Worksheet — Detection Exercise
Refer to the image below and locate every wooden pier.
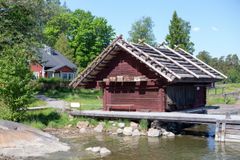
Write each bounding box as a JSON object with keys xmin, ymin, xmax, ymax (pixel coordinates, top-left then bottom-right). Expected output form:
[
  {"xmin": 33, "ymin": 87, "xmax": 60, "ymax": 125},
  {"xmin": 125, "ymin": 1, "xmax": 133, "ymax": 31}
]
[{"xmin": 70, "ymin": 110, "xmax": 240, "ymax": 142}]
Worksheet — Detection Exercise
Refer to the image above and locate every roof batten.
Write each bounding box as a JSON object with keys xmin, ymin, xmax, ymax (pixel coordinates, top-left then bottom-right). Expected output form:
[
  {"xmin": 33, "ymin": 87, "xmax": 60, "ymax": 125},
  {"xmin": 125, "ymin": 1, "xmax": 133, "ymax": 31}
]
[
  {"xmin": 176, "ymin": 47, "xmax": 227, "ymax": 79},
  {"xmin": 143, "ymin": 42, "xmax": 199, "ymax": 79}
]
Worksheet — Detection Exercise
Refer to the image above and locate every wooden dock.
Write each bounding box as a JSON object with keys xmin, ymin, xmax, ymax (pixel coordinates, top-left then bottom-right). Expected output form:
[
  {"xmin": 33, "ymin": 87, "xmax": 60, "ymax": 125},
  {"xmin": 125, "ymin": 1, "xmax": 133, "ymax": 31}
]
[{"xmin": 70, "ymin": 110, "xmax": 240, "ymax": 142}]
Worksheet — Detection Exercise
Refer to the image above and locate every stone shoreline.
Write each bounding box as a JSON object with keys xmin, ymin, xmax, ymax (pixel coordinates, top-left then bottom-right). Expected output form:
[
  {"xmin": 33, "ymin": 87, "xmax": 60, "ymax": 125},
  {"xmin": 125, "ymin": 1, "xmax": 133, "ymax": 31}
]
[{"xmin": 44, "ymin": 120, "xmax": 176, "ymax": 139}]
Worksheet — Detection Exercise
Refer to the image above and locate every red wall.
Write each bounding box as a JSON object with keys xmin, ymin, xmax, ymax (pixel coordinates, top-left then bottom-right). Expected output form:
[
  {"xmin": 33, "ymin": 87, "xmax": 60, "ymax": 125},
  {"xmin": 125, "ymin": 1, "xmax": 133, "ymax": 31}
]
[
  {"xmin": 56, "ymin": 66, "xmax": 73, "ymax": 72},
  {"xmin": 100, "ymin": 51, "xmax": 167, "ymax": 112},
  {"xmin": 30, "ymin": 63, "xmax": 43, "ymax": 77}
]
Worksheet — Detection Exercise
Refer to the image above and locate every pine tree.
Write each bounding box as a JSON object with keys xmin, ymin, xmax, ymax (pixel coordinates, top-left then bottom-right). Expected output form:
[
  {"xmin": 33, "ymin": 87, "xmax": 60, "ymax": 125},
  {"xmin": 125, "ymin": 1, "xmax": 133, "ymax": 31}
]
[{"xmin": 166, "ymin": 11, "xmax": 194, "ymax": 54}]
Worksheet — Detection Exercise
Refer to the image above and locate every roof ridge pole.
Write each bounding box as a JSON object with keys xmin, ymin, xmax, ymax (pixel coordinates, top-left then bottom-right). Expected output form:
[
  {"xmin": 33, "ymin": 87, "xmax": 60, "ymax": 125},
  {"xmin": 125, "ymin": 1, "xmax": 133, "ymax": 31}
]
[
  {"xmin": 163, "ymin": 45, "xmax": 216, "ymax": 78},
  {"xmin": 176, "ymin": 47, "xmax": 227, "ymax": 79},
  {"xmin": 69, "ymin": 35, "xmax": 122, "ymax": 88},
  {"xmin": 116, "ymin": 41, "xmax": 173, "ymax": 82},
  {"xmin": 143, "ymin": 42, "xmax": 199, "ymax": 79}
]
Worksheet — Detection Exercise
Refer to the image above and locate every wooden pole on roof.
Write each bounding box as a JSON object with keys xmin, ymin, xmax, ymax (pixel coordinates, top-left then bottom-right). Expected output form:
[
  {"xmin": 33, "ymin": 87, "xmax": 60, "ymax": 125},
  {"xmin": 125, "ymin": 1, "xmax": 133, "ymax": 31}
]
[
  {"xmin": 175, "ymin": 46, "xmax": 227, "ymax": 79},
  {"xmin": 164, "ymin": 44, "xmax": 217, "ymax": 78},
  {"xmin": 143, "ymin": 42, "xmax": 200, "ymax": 79}
]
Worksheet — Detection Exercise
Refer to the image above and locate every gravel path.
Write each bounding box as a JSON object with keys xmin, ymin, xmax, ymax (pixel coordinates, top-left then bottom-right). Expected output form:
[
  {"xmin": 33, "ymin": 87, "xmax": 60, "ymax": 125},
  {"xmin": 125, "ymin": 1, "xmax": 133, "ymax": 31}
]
[{"xmin": 33, "ymin": 95, "xmax": 69, "ymax": 109}]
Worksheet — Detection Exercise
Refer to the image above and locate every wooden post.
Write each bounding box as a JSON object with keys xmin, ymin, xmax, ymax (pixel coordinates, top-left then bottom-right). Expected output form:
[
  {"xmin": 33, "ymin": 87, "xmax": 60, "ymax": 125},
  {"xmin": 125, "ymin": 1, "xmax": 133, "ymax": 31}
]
[
  {"xmin": 215, "ymin": 121, "xmax": 220, "ymax": 141},
  {"xmin": 221, "ymin": 122, "xmax": 226, "ymax": 142}
]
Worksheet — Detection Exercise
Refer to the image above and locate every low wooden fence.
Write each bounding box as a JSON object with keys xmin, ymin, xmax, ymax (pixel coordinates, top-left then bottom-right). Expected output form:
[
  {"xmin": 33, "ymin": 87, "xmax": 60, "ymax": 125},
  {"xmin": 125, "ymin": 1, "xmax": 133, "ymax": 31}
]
[{"xmin": 207, "ymin": 87, "xmax": 240, "ymax": 103}]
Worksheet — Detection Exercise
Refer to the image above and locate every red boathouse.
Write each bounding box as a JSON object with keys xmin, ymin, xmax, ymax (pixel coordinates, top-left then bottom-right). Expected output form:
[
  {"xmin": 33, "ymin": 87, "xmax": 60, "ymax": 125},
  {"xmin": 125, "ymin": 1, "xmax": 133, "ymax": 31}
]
[{"xmin": 70, "ymin": 36, "xmax": 226, "ymax": 112}]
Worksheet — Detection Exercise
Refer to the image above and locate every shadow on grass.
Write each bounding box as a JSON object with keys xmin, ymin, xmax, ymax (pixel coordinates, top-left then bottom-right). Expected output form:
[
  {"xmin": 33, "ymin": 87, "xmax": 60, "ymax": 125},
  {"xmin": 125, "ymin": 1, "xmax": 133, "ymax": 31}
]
[{"xmin": 23, "ymin": 109, "xmax": 61, "ymax": 126}]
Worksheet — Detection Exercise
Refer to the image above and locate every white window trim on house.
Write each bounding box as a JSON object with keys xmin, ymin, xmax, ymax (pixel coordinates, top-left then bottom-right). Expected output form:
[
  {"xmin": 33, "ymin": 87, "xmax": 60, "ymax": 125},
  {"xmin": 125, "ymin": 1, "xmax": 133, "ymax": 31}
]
[{"xmin": 60, "ymin": 72, "xmax": 75, "ymax": 80}]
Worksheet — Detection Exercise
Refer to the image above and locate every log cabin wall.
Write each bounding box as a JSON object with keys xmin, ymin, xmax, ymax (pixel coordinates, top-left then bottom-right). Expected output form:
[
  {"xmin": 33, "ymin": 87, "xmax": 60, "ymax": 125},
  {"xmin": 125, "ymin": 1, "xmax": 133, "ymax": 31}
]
[
  {"xmin": 100, "ymin": 51, "xmax": 167, "ymax": 112},
  {"xmin": 166, "ymin": 84, "xmax": 207, "ymax": 111}
]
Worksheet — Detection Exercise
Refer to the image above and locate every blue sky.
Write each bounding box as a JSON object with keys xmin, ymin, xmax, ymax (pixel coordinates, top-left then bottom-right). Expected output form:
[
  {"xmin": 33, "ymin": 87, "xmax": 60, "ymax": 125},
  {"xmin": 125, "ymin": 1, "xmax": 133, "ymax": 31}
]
[{"xmin": 61, "ymin": 0, "xmax": 240, "ymax": 57}]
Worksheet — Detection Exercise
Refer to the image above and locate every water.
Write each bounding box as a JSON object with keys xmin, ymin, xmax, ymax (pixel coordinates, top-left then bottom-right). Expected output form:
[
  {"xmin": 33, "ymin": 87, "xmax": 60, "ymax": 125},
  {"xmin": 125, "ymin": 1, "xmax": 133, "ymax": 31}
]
[{"xmin": 36, "ymin": 125, "xmax": 240, "ymax": 160}]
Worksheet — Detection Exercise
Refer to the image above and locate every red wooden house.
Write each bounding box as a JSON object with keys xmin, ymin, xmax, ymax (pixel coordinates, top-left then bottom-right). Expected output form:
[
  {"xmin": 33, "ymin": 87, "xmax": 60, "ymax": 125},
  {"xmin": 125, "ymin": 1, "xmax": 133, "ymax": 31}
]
[
  {"xmin": 70, "ymin": 36, "xmax": 226, "ymax": 112},
  {"xmin": 31, "ymin": 46, "xmax": 77, "ymax": 80}
]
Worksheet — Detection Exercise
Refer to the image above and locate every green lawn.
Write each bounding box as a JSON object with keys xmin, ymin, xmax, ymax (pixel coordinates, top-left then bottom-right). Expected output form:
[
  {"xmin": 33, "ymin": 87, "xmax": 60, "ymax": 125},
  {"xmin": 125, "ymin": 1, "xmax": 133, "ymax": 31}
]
[
  {"xmin": 44, "ymin": 88, "xmax": 102, "ymax": 110},
  {"xmin": 29, "ymin": 97, "xmax": 47, "ymax": 107},
  {"xmin": 207, "ymin": 83, "xmax": 240, "ymax": 105}
]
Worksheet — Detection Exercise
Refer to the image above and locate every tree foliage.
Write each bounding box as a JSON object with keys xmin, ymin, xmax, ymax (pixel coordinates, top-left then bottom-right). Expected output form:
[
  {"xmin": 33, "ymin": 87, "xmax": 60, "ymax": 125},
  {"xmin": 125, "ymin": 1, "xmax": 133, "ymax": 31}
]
[
  {"xmin": 128, "ymin": 16, "xmax": 156, "ymax": 45},
  {"xmin": 197, "ymin": 51, "xmax": 240, "ymax": 83},
  {"xmin": 44, "ymin": 9, "xmax": 115, "ymax": 70},
  {"xmin": 166, "ymin": 11, "xmax": 194, "ymax": 54},
  {"xmin": 0, "ymin": 0, "xmax": 44, "ymax": 120}
]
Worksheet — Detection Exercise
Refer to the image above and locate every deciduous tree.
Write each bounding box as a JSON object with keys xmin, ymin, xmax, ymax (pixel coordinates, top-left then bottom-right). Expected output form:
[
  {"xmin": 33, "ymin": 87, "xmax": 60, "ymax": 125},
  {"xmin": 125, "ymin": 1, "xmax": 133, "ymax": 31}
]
[{"xmin": 128, "ymin": 16, "xmax": 156, "ymax": 45}]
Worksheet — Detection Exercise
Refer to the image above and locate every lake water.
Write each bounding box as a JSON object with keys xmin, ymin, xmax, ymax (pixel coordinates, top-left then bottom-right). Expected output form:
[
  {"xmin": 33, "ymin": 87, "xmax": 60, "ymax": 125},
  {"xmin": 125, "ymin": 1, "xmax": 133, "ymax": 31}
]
[{"xmin": 36, "ymin": 125, "xmax": 240, "ymax": 160}]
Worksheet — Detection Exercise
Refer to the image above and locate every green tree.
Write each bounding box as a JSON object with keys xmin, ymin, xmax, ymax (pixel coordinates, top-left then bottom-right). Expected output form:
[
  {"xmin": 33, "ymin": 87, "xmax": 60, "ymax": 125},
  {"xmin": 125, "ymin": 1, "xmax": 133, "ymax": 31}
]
[
  {"xmin": 0, "ymin": 45, "xmax": 35, "ymax": 120},
  {"xmin": 128, "ymin": 16, "xmax": 156, "ymax": 45},
  {"xmin": 54, "ymin": 33, "xmax": 74, "ymax": 61},
  {"xmin": 44, "ymin": 9, "xmax": 115, "ymax": 70},
  {"xmin": 0, "ymin": 0, "xmax": 42, "ymax": 120},
  {"xmin": 196, "ymin": 50, "xmax": 212, "ymax": 65},
  {"xmin": 166, "ymin": 11, "xmax": 194, "ymax": 54}
]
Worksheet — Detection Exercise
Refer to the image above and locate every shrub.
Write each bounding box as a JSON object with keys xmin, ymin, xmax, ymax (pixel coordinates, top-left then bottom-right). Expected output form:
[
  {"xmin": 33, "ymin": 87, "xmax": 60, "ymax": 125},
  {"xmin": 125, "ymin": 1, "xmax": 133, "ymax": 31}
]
[
  {"xmin": 0, "ymin": 45, "xmax": 35, "ymax": 121},
  {"xmin": 139, "ymin": 119, "xmax": 149, "ymax": 131}
]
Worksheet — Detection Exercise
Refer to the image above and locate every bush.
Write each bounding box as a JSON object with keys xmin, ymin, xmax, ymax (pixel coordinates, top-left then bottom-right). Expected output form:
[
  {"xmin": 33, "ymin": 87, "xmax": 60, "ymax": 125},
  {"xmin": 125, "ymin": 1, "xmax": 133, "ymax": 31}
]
[
  {"xmin": 37, "ymin": 78, "xmax": 69, "ymax": 91},
  {"xmin": 139, "ymin": 119, "xmax": 149, "ymax": 131},
  {"xmin": 0, "ymin": 45, "xmax": 35, "ymax": 121}
]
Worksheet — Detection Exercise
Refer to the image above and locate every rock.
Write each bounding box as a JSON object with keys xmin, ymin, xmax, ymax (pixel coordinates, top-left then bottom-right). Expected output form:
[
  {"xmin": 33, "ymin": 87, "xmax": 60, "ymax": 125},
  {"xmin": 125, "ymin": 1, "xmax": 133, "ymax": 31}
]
[
  {"xmin": 123, "ymin": 127, "xmax": 133, "ymax": 136},
  {"xmin": 116, "ymin": 128, "xmax": 123, "ymax": 134},
  {"xmin": 79, "ymin": 128, "xmax": 86, "ymax": 133},
  {"xmin": 162, "ymin": 131, "xmax": 175, "ymax": 137},
  {"xmin": 140, "ymin": 131, "xmax": 147, "ymax": 136},
  {"xmin": 85, "ymin": 147, "xmax": 92, "ymax": 151},
  {"xmin": 100, "ymin": 147, "xmax": 111, "ymax": 157},
  {"xmin": 132, "ymin": 129, "xmax": 141, "ymax": 136},
  {"xmin": 94, "ymin": 124, "xmax": 104, "ymax": 133},
  {"xmin": 91, "ymin": 146, "xmax": 101, "ymax": 153},
  {"xmin": 0, "ymin": 120, "xmax": 70, "ymax": 158},
  {"xmin": 167, "ymin": 132, "xmax": 175, "ymax": 137},
  {"xmin": 118, "ymin": 123, "xmax": 125, "ymax": 128},
  {"xmin": 147, "ymin": 128, "xmax": 161, "ymax": 137},
  {"xmin": 151, "ymin": 120, "xmax": 162, "ymax": 130},
  {"xmin": 76, "ymin": 121, "xmax": 89, "ymax": 129},
  {"xmin": 130, "ymin": 122, "xmax": 139, "ymax": 129}
]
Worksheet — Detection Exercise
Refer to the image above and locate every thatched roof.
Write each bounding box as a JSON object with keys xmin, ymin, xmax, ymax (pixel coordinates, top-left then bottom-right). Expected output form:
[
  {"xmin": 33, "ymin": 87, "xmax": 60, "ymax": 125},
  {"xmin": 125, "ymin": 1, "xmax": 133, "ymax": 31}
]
[{"xmin": 70, "ymin": 35, "xmax": 226, "ymax": 88}]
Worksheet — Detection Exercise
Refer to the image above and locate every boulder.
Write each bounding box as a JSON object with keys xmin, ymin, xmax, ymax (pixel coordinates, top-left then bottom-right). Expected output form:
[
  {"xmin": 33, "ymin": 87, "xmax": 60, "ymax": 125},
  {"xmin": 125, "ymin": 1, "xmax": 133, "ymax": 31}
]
[
  {"xmin": 132, "ymin": 129, "xmax": 141, "ymax": 136},
  {"xmin": 94, "ymin": 124, "xmax": 104, "ymax": 133},
  {"xmin": 118, "ymin": 123, "xmax": 125, "ymax": 128},
  {"xmin": 91, "ymin": 146, "xmax": 101, "ymax": 153},
  {"xmin": 123, "ymin": 127, "xmax": 133, "ymax": 136},
  {"xmin": 162, "ymin": 131, "xmax": 175, "ymax": 137},
  {"xmin": 130, "ymin": 122, "xmax": 139, "ymax": 130},
  {"xmin": 100, "ymin": 147, "xmax": 111, "ymax": 157},
  {"xmin": 0, "ymin": 120, "xmax": 70, "ymax": 158},
  {"xmin": 147, "ymin": 128, "xmax": 161, "ymax": 137},
  {"xmin": 85, "ymin": 147, "xmax": 92, "ymax": 151},
  {"xmin": 79, "ymin": 128, "xmax": 86, "ymax": 133},
  {"xmin": 76, "ymin": 121, "xmax": 89, "ymax": 129},
  {"xmin": 150, "ymin": 120, "xmax": 162, "ymax": 130},
  {"xmin": 116, "ymin": 128, "xmax": 123, "ymax": 134}
]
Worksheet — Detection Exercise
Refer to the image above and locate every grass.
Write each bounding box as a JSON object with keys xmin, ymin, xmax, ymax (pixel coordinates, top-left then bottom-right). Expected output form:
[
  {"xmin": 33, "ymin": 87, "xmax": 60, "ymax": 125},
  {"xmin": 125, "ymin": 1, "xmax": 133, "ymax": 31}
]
[
  {"xmin": 139, "ymin": 119, "xmax": 148, "ymax": 131},
  {"xmin": 207, "ymin": 83, "xmax": 240, "ymax": 105},
  {"xmin": 28, "ymin": 97, "xmax": 47, "ymax": 108},
  {"xmin": 44, "ymin": 88, "xmax": 102, "ymax": 110},
  {"xmin": 22, "ymin": 108, "xmax": 102, "ymax": 129}
]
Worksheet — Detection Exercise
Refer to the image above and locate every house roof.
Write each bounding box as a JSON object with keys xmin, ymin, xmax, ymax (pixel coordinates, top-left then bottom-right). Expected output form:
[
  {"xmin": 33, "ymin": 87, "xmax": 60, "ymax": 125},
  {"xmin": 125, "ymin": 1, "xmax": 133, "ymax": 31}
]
[
  {"xmin": 70, "ymin": 35, "xmax": 226, "ymax": 88},
  {"xmin": 38, "ymin": 46, "xmax": 77, "ymax": 71}
]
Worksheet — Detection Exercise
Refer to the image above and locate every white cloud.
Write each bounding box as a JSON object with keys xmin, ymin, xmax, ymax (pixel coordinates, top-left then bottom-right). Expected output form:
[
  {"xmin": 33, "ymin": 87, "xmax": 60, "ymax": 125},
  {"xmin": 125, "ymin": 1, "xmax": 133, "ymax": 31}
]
[
  {"xmin": 211, "ymin": 26, "xmax": 219, "ymax": 32},
  {"xmin": 192, "ymin": 27, "xmax": 200, "ymax": 32}
]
